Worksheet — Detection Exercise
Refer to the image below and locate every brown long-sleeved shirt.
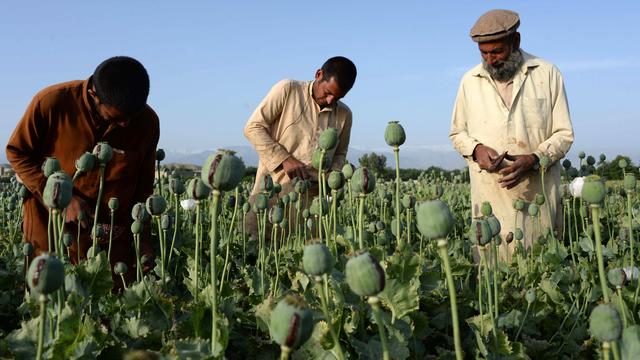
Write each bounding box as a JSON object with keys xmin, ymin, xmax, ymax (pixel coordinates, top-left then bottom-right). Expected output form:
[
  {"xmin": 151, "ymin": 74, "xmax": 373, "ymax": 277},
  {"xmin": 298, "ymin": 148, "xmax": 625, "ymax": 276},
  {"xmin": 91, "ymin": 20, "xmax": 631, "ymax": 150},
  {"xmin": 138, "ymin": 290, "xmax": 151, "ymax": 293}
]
[{"xmin": 6, "ymin": 78, "xmax": 159, "ymax": 266}]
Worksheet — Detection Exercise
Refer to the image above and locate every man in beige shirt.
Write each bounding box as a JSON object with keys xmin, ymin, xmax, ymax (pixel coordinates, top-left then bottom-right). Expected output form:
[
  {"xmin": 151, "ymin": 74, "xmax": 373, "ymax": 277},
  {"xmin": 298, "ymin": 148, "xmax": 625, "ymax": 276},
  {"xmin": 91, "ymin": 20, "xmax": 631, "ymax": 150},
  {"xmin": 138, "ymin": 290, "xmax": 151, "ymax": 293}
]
[
  {"xmin": 449, "ymin": 9, "xmax": 574, "ymax": 252},
  {"xmin": 244, "ymin": 56, "xmax": 356, "ymax": 237}
]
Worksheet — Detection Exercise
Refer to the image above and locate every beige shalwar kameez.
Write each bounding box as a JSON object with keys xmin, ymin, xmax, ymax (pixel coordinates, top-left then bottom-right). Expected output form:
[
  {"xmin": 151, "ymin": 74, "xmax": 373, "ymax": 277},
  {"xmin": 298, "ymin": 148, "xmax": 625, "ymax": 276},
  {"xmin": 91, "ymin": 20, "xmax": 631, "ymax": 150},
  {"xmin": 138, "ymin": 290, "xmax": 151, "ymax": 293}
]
[
  {"xmin": 244, "ymin": 79, "xmax": 352, "ymax": 238},
  {"xmin": 449, "ymin": 51, "xmax": 574, "ymax": 254}
]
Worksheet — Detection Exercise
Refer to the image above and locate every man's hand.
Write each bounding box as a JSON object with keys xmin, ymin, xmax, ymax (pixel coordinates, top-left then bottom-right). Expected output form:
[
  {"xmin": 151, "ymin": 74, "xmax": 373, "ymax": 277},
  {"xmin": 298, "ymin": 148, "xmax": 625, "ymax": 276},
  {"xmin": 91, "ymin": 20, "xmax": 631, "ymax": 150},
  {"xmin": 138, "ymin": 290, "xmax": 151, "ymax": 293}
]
[
  {"xmin": 497, "ymin": 154, "xmax": 538, "ymax": 189},
  {"xmin": 473, "ymin": 144, "xmax": 501, "ymax": 172},
  {"xmin": 65, "ymin": 195, "xmax": 93, "ymax": 228},
  {"xmin": 282, "ymin": 156, "xmax": 310, "ymax": 180}
]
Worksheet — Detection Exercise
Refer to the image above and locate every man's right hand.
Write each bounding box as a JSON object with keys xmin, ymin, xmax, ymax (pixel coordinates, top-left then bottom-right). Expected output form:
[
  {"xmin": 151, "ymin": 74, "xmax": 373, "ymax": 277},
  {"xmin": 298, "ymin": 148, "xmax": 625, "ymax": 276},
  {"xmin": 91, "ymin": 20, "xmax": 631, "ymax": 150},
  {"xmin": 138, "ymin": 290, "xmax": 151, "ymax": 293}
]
[
  {"xmin": 65, "ymin": 195, "xmax": 93, "ymax": 228},
  {"xmin": 282, "ymin": 156, "xmax": 310, "ymax": 180},
  {"xmin": 473, "ymin": 144, "xmax": 501, "ymax": 172}
]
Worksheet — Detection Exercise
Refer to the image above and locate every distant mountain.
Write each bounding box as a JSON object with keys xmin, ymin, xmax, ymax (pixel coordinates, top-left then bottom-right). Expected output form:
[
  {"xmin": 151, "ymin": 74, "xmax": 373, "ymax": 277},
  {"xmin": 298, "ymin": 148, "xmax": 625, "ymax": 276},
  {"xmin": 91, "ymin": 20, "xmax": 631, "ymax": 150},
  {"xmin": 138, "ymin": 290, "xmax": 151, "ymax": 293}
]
[{"xmin": 163, "ymin": 145, "xmax": 467, "ymax": 170}]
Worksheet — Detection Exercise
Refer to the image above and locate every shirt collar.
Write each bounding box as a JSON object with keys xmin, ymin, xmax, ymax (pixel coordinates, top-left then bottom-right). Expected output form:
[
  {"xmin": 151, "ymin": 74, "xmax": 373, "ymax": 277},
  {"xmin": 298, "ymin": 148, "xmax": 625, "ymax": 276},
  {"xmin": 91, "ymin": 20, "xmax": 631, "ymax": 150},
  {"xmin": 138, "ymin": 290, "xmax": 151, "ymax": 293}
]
[
  {"xmin": 308, "ymin": 80, "xmax": 336, "ymax": 113},
  {"xmin": 471, "ymin": 50, "xmax": 541, "ymax": 79}
]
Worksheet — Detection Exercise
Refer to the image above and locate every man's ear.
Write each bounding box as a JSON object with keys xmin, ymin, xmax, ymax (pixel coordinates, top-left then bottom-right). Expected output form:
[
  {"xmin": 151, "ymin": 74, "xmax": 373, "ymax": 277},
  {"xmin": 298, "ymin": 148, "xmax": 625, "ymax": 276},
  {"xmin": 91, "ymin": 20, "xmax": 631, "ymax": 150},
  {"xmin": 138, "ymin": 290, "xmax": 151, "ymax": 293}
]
[
  {"xmin": 315, "ymin": 69, "xmax": 324, "ymax": 82},
  {"xmin": 513, "ymin": 32, "xmax": 521, "ymax": 50}
]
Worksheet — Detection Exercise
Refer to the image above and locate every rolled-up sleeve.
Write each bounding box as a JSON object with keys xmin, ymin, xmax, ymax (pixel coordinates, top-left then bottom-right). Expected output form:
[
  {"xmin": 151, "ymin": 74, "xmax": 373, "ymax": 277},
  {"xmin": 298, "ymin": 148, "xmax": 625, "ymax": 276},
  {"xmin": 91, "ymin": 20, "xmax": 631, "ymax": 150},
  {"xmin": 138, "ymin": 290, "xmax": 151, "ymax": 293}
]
[
  {"xmin": 533, "ymin": 66, "xmax": 574, "ymax": 164},
  {"xmin": 244, "ymin": 80, "xmax": 292, "ymax": 172},
  {"xmin": 449, "ymin": 81, "xmax": 481, "ymax": 159}
]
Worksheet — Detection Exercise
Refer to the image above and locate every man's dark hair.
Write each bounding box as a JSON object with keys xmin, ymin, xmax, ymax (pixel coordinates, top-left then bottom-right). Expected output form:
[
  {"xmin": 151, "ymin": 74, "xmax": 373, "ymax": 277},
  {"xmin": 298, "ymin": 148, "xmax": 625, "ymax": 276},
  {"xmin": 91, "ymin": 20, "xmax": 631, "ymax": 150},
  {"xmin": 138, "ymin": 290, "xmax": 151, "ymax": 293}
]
[
  {"xmin": 93, "ymin": 56, "xmax": 150, "ymax": 115},
  {"xmin": 321, "ymin": 56, "xmax": 357, "ymax": 92}
]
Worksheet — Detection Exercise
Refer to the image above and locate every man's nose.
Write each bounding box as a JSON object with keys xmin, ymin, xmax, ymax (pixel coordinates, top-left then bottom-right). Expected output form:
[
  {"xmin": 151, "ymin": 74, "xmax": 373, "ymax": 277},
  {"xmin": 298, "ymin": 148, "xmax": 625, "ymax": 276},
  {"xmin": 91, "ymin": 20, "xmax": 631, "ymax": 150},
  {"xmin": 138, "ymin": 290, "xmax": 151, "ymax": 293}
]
[{"xmin": 326, "ymin": 95, "xmax": 335, "ymax": 105}]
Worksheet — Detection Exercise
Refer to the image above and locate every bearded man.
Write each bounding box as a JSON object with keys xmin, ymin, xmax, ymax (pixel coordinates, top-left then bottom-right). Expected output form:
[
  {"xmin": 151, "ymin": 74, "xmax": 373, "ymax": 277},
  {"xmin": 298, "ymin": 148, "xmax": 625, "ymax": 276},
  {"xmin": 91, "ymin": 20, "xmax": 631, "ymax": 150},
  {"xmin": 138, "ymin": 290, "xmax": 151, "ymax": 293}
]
[{"xmin": 449, "ymin": 9, "xmax": 574, "ymax": 253}]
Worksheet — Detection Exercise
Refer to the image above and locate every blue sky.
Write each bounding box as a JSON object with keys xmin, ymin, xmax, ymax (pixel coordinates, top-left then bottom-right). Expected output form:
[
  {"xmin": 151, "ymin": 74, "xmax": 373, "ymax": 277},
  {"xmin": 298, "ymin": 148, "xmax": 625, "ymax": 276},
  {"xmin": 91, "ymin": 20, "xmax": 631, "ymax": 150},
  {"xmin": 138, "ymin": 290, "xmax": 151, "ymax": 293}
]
[{"xmin": 1, "ymin": 1, "xmax": 639, "ymax": 166}]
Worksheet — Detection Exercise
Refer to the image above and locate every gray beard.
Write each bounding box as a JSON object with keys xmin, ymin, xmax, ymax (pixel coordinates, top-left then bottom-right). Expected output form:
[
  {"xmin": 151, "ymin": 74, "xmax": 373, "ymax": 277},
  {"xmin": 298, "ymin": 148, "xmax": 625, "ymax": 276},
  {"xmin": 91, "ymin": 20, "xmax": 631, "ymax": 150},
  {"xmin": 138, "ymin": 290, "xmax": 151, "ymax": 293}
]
[{"xmin": 482, "ymin": 49, "xmax": 524, "ymax": 82}]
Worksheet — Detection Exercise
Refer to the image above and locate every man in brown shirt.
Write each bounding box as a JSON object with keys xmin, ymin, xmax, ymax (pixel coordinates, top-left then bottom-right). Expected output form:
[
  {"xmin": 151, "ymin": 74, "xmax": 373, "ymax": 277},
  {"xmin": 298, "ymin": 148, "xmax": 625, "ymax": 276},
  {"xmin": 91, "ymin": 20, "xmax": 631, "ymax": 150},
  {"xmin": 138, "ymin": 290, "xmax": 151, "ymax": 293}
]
[{"xmin": 6, "ymin": 56, "xmax": 159, "ymax": 275}]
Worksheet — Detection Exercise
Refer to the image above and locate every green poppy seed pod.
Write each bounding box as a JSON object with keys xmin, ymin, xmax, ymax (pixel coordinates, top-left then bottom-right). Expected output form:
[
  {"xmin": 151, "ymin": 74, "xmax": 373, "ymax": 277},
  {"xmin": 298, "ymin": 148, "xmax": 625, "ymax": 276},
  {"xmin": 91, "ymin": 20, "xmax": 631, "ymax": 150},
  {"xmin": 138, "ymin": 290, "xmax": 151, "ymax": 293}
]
[
  {"xmin": 486, "ymin": 215, "xmax": 501, "ymax": 237},
  {"xmin": 131, "ymin": 202, "xmax": 149, "ymax": 221},
  {"xmin": 535, "ymin": 194, "xmax": 546, "ymax": 206},
  {"xmin": 515, "ymin": 228, "xmax": 524, "ymax": 240},
  {"xmin": 375, "ymin": 221, "xmax": 386, "ymax": 231},
  {"xmin": 242, "ymin": 202, "xmax": 251, "ymax": 214},
  {"xmin": 114, "ymin": 262, "xmax": 128, "ymax": 275},
  {"xmin": 23, "ymin": 242, "xmax": 34, "ymax": 257},
  {"xmin": 589, "ymin": 304, "xmax": 622, "ymax": 342},
  {"xmin": 255, "ymin": 193, "xmax": 268, "ymax": 211},
  {"xmin": 269, "ymin": 294, "xmax": 314, "ymax": 349},
  {"xmin": 480, "ymin": 201, "xmax": 493, "ymax": 217},
  {"xmin": 581, "ymin": 175, "xmax": 606, "ymax": 204},
  {"xmin": 145, "ymin": 194, "xmax": 167, "ymax": 216},
  {"xmin": 302, "ymin": 242, "xmax": 334, "ymax": 276},
  {"xmin": 156, "ymin": 148, "xmax": 166, "ymax": 162},
  {"xmin": 91, "ymin": 224, "xmax": 104, "ymax": 241},
  {"xmin": 608, "ymin": 268, "xmax": 626, "ymax": 288},
  {"xmin": 77, "ymin": 209, "xmax": 86, "ymax": 222},
  {"xmin": 108, "ymin": 197, "xmax": 119, "ymax": 211},
  {"xmin": 562, "ymin": 159, "xmax": 572, "ymax": 169},
  {"xmin": 327, "ymin": 171, "xmax": 345, "ymax": 190},
  {"xmin": 302, "ymin": 209, "xmax": 310, "ymax": 219},
  {"xmin": 186, "ymin": 177, "xmax": 211, "ymax": 200},
  {"xmin": 309, "ymin": 197, "xmax": 328, "ymax": 216},
  {"xmin": 86, "ymin": 245, "xmax": 100, "ymax": 258},
  {"xmin": 401, "ymin": 194, "xmax": 415, "ymax": 209},
  {"xmin": 62, "ymin": 232, "xmax": 73, "ymax": 247},
  {"xmin": 27, "ymin": 254, "xmax": 65, "ymax": 295},
  {"xmin": 131, "ymin": 220, "xmax": 144, "ymax": 235},
  {"xmin": 269, "ymin": 205, "xmax": 284, "ymax": 224},
  {"xmin": 416, "ymin": 200, "xmax": 454, "ymax": 239},
  {"xmin": 42, "ymin": 157, "xmax": 61, "ymax": 178},
  {"xmin": 567, "ymin": 167, "xmax": 579, "ymax": 179},
  {"xmin": 513, "ymin": 199, "xmax": 525, "ymax": 211},
  {"xmin": 169, "ymin": 176, "xmax": 186, "ymax": 195},
  {"xmin": 599, "ymin": 153, "xmax": 606, "ymax": 163},
  {"xmin": 578, "ymin": 151, "xmax": 585, "ymax": 159},
  {"xmin": 342, "ymin": 163, "xmax": 355, "ymax": 179},
  {"xmin": 470, "ymin": 219, "xmax": 492, "ymax": 246},
  {"xmin": 161, "ymin": 214, "xmax": 171, "ymax": 230},
  {"xmin": 351, "ymin": 167, "xmax": 376, "ymax": 194},
  {"xmin": 43, "ymin": 171, "xmax": 73, "ymax": 209},
  {"xmin": 540, "ymin": 155, "xmax": 551, "ymax": 169},
  {"xmin": 281, "ymin": 194, "xmax": 290, "ymax": 205},
  {"xmin": 259, "ymin": 174, "xmax": 274, "ymax": 193},
  {"xmin": 525, "ymin": 289, "xmax": 536, "ymax": 303},
  {"xmin": 624, "ymin": 174, "xmax": 637, "ymax": 191},
  {"xmin": 619, "ymin": 158, "xmax": 629, "ymax": 169},
  {"xmin": 201, "ymin": 150, "xmax": 246, "ymax": 192},
  {"xmin": 289, "ymin": 192, "xmax": 298, "ymax": 203},
  {"xmin": 586, "ymin": 155, "xmax": 596, "ymax": 166},
  {"xmin": 294, "ymin": 179, "xmax": 306, "ymax": 193},
  {"xmin": 345, "ymin": 252, "xmax": 386, "ymax": 297},
  {"xmin": 318, "ymin": 127, "xmax": 339, "ymax": 151},
  {"xmin": 273, "ymin": 182, "xmax": 282, "ymax": 194},
  {"xmin": 92, "ymin": 142, "xmax": 113, "ymax": 164},
  {"xmin": 306, "ymin": 218, "xmax": 314, "ymax": 230},
  {"xmin": 384, "ymin": 121, "xmax": 406, "ymax": 147},
  {"xmin": 311, "ymin": 148, "xmax": 330, "ymax": 170},
  {"xmin": 528, "ymin": 203, "xmax": 539, "ymax": 217},
  {"xmin": 75, "ymin": 152, "xmax": 96, "ymax": 173}
]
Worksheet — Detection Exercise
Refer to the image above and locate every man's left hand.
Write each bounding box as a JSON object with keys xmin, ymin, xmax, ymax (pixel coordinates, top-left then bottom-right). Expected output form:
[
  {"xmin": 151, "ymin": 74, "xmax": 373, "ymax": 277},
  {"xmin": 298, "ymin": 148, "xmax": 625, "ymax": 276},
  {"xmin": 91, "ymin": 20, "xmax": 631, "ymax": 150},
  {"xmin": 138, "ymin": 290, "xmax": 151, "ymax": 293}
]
[{"xmin": 497, "ymin": 154, "xmax": 538, "ymax": 189}]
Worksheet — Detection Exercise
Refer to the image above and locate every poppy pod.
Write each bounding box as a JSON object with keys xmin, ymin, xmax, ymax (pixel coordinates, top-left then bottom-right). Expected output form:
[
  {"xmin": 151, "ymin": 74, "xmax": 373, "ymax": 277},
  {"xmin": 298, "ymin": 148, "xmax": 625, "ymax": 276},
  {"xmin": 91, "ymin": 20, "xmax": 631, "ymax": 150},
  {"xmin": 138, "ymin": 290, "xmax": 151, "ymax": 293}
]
[
  {"xmin": 131, "ymin": 220, "xmax": 144, "ymax": 235},
  {"xmin": 327, "ymin": 171, "xmax": 345, "ymax": 190},
  {"xmin": 145, "ymin": 195, "xmax": 167, "ymax": 216},
  {"xmin": 624, "ymin": 174, "xmax": 636, "ymax": 191},
  {"xmin": 201, "ymin": 149, "xmax": 246, "ymax": 192},
  {"xmin": 255, "ymin": 193, "xmax": 268, "ymax": 211},
  {"xmin": 342, "ymin": 162, "xmax": 355, "ymax": 179},
  {"xmin": 92, "ymin": 142, "xmax": 113, "ymax": 164},
  {"xmin": 351, "ymin": 167, "xmax": 376, "ymax": 194},
  {"xmin": 23, "ymin": 242, "xmax": 34, "ymax": 257},
  {"xmin": 302, "ymin": 242, "xmax": 333, "ymax": 276},
  {"xmin": 114, "ymin": 262, "xmax": 128, "ymax": 275},
  {"xmin": 311, "ymin": 148, "xmax": 330, "ymax": 170},
  {"xmin": 416, "ymin": 200, "xmax": 454, "ymax": 240},
  {"xmin": 346, "ymin": 252, "xmax": 386, "ymax": 297},
  {"xmin": 270, "ymin": 294, "xmax": 314, "ymax": 349},
  {"xmin": 309, "ymin": 197, "xmax": 328, "ymax": 216},
  {"xmin": 27, "ymin": 254, "xmax": 65, "ymax": 295},
  {"xmin": 480, "ymin": 201, "xmax": 493, "ymax": 217},
  {"xmin": 534, "ymin": 194, "xmax": 545, "ymax": 206},
  {"xmin": 384, "ymin": 121, "xmax": 406, "ymax": 147},
  {"xmin": 589, "ymin": 304, "xmax": 622, "ymax": 342},
  {"xmin": 607, "ymin": 268, "xmax": 626, "ymax": 288},
  {"xmin": 581, "ymin": 175, "xmax": 606, "ymax": 204},
  {"xmin": 161, "ymin": 214, "xmax": 171, "ymax": 230},
  {"xmin": 75, "ymin": 152, "xmax": 96, "ymax": 173},
  {"xmin": 169, "ymin": 176, "xmax": 186, "ymax": 195},
  {"xmin": 186, "ymin": 178, "xmax": 211, "ymax": 200},
  {"xmin": 470, "ymin": 219, "xmax": 492, "ymax": 246},
  {"xmin": 486, "ymin": 215, "xmax": 501, "ymax": 237},
  {"xmin": 108, "ymin": 197, "xmax": 119, "ymax": 211},
  {"xmin": 528, "ymin": 204, "xmax": 539, "ymax": 217},
  {"xmin": 318, "ymin": 127, "xmax": 338, "ymax": 151},
  {"xmin": 43, "ymin": 171, "xmax": 73, "ymax": 209},
  {"xmin": 156, "ymin": 148, "xmax": 166, "ymax": 162},
  {"xmin": 401, "ymin": 194, "xmax": 415, "ymax": 209},
  {"xmin": 42, "ymin": 157, "xmax": 61, "ymax": 178},
  {"xmin": 131, "ymin": 202, "xmax": 149, "ymax": 222},
  {"xmin": 269, "ymin": 205, "xmax": 284, "ymax": 224},
  {"xmin": 259, "ymin": 174, "xmax": 274, "ymax": 193}
]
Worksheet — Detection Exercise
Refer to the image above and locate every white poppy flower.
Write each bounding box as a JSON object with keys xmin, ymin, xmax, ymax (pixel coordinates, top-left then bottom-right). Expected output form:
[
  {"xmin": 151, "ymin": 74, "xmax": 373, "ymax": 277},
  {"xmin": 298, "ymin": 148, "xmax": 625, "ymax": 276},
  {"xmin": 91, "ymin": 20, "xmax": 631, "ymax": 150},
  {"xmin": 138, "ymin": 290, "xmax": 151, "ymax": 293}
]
[
  {"xmin": 180, "ymin": 199, "xmax": 196, "ymax": 211},
  {"xmin": 570, "ymin": 177, "xmax": 584, "ymax": 198}
]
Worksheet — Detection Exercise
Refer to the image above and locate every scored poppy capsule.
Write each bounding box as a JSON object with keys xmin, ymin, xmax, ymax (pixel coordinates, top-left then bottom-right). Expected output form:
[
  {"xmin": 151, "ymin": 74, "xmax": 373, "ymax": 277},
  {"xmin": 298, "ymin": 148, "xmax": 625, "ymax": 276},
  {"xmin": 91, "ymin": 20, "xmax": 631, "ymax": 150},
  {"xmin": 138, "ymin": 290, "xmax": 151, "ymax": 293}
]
[
  {"xmin": 169, "ymin": 176, "xmax": 186, "ymax": 195},
  {"xmin": 351, "ymin": 167, "xmax": 376, "ymax": 195},
  {"xmin": 75, "ymin": 152, "xmax": 96, "ymax": 173},
  {"xmin": 145, "ymin": 194, "xmax": 167, "ymax": 216},
  {"xmin": 384, "ymin": 120, "xmax": 406, "ymax": 147},
  {"xmin": 200, "ymin": 149, "xmax": 246, "ymax": 192},
  {"xmin": 92, "ymin": 142, "xmax": 113, "ymax": 164},
  {"xmin": 346, "ymin": 252, "xmax": 386, "ymax": 297},
  {"xmin": 486, "ymin": 215, "xmax": 501, "ymax": 238},
  {"xmin": 470, "ymin": 219, "xmax": 492, "ymax": 246},
  {"xmin": 186, "ymin": 177, "xmax": 211, "ymax": 200},
  {"xmin": 43, "ymin": 171, "xmax": 73, "ymax": 210},
  {"xmin": 302, "ymin": 242, "xmax": 333, "ymax": 276},
  {"xmin": 269, "ymin": 294, "xmax": 314, "ymax": 350},
  {"xmin": 318, "ymin": 127, "xmax": 338, "ymax": 151},
  {"xmin": 416, "ymin": 199, "xmax": 455, "ymax": 240},
  {"xmin": 131, "ymin": 202, "xmax": 149, "ymax": 222},
  {"xmin": 27, "ymin": 254, "xmax": 65, "ymax": 295}
]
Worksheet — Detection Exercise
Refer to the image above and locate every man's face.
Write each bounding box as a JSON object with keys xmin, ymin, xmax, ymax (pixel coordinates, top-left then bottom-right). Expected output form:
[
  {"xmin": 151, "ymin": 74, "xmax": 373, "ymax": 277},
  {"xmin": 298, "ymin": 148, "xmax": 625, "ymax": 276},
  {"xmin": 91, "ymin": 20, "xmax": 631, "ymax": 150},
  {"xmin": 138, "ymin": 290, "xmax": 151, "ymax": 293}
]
[
  {"xmin": 479, "ymin": 39, "xmax": 513, "ymax": 69},
  {"xmin": 313, "ymin": 70, "xmax": 347, "ymax": 109},
  {"xmin": 88, "ymin": 86, "xmax": 130, "ymax": 126},
  {"xmin": 479, "ymin": 34, "xmax": 523, "ymax": 82}
]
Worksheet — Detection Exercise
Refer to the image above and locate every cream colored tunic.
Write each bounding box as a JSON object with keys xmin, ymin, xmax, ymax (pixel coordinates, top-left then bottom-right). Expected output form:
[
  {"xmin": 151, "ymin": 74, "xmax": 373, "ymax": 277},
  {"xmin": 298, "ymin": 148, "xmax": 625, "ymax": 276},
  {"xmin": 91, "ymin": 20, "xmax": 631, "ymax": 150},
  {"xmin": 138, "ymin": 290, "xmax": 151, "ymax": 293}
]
[
  {"xmin": 244, "ymin": 79, "xmax": 352, "ymax": 195},
  {"xmin": 449, "ymin": 51, "xmax": 574, "ymax": 250}
]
